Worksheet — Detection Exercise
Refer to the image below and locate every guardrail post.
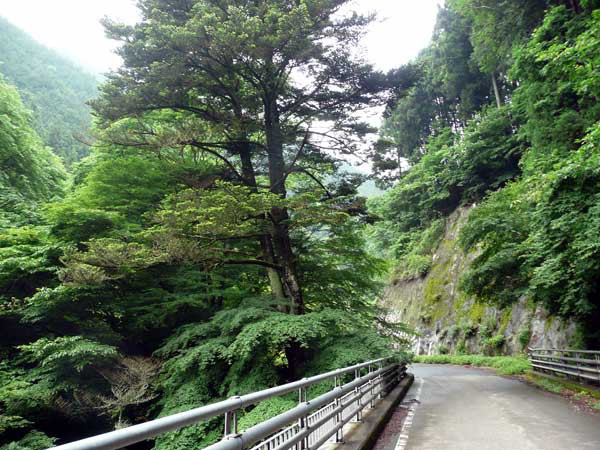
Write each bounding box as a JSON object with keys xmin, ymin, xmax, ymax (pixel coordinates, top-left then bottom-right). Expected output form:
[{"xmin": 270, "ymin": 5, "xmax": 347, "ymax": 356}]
[
  {"xmin": 596, "ymin": 353, "xmax": 600, "ymax": 384},
  {"xmin": 378, "ymin": 362, "xmax": 384, "ymax": 399},
  {"xmin": 224, "ymin": 395, "xmax": 241, "ymax": 439},
  {"xmin": 334, "ymin": 373, "xmax": 343, "ymax": 443},
  {"xmin": 224, "ymin": 410, "xmax": 237, "ymax": 438},
  {"xmin": 368, "ymin": 364, "xmax": 374, "ymax": 408},
  {"xmin": 353, "ymin": 368, "xmax": 362, "ymax": 422},
  {"xmin": 298, "ymin": 382, "xmax": 308, "ymax": 450}
]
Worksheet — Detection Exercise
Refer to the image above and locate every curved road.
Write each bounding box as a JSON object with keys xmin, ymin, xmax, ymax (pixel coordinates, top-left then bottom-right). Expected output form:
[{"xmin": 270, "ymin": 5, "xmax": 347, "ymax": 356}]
[{"xmin": 378, "ymin": 364, "xmax": 600, "ymax": 450}]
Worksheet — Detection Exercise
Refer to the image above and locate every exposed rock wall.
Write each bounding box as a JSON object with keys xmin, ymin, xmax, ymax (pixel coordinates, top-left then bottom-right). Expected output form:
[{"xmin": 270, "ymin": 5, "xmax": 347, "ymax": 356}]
[{"xmin": 383, "ymin": 206, "xmax": 578, "ymax": 355}]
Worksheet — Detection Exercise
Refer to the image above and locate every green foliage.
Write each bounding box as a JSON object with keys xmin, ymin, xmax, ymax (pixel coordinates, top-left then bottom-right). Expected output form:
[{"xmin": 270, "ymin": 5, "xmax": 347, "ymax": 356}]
[
  {"xmin": 436, "ymin": 344, "xmax": 450, "ymax": 355},
  {"xmin": 0, "ymin": 17, "xmax": 97, "ymax": 163},
  {"xmin": 0, "ymin": 227, "xmax": 62, "ymax": 305},
  {"xmin": 403, "ymin": 255, "xmax": 432, "ymax": 279},
  {"xmin": 518, "ymin": 325, "xmax": 532, "ymax": 350},
  {"xmin": 0, "ymin": 431, "xmax": 56, "ymax": 450},
  {"xmin": 460, "ymin": 321, "xmax": 477, "ymax": 338},
  {"xmin": 459, "ymin": 183, "xmax": 530, "ymax": 307},
  {"xmin": 370, "ymin": 1, "xmax": 600, "ymax": 350},
  {"xmin": 369, "ymin": 106, "xmax": 521, "ymax": 281},
  {"xmin": 299, "ymin": 220, "xmax": 387, "ymax": 311},
  {"xmin": 0, "ymin": 77, "xmax": 66, "ymax": 226},
  {"xmin": 19, "ymin": 336, "xmax": 118, "ymax": 374},
  {"xmin": 236, "ymin": 397, "xmax": 296, "ymax": 432},
  {"xmin": 373, "ymin": 6, "xmax": 492, "ymax": 182},
  {"xmin": 455, "ymin": 339, "xmax": 467, "ymax": 355},
  {"xmin": 414, "ymin": 354, "xmax": 531, "ymax": 375},
  {"xmin": 530, "ymin": 376, "xmax": 565, "ymax": 394},
  {"xmin": 481, "ymin": 334, "xmax": 505, "ymax": 356},
  {"xmin": 458, "ymin": 7, "xmax": 600, "ymax": 345},
  {"xmin": 477, "ymin": 316, "xmax": 497, "ymax": 339},
  {"xmin": 449, "ymin": 0, "xmax": 547, "ymax": 74},
  {"xmin": 152, "ymin": 301, "xmax": 400, "ymax": 448},
  {"xmin": 528, "ymin": 371, "xmax": 600, "ymax": 403},
  {"xmin": 44, "ymin": 145, "xmax": 184, "ymax": 243},
  {"xmin": 385, "ymin": 219, "xmax": 445, "ymax": 281},
  {"xmin": 156, "ymin": 301, "xmax": 398, "ymax": 400},
  {"xmin": 447, "ymin": 325, "xmax": 460, "ymax": 339}
]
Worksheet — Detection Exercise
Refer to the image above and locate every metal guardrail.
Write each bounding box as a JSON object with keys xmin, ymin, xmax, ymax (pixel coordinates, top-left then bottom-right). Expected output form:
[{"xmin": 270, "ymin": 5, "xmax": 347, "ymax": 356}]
[
  {"xmin": 49, "ymin": 357, "xmax": 406, "ymax": 450},
  {"xmin": 528, "ymin": 348, "xmax": 600, "ymax": 385}
]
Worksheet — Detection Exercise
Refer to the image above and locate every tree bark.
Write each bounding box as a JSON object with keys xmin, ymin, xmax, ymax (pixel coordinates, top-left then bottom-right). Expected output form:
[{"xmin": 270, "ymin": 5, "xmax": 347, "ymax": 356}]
[
  {"xmin": 567, "ymin": 0, "xmax": 581, "ymax": 13},
  {"xmin": 492, "ymin": 72, "xmax": 502, "ymax": 109},
  {"xmin": 263, "ymin": 95, "xmax": 305, "ymax": 315},
  {"xmin": 237, "ymin": 141, "xmax": 286, "ymax": 301}
]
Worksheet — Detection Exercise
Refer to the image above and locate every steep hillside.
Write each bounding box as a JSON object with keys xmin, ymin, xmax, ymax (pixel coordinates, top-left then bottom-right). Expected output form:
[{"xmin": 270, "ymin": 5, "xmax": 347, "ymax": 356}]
[
  {"xmin": 0, "ymin": 77, "xmax": 66, "ymax": 223},
  {"xmin": 369, "ymin": 1, "xmax": 600, "ymax": 352},
  {"xmin": 0, "ymin": 17, "xmax": 98, "ymax": 163},
  {"xmin": 382, "ymin": 206, "xmax": 577, "ymax": 355}
]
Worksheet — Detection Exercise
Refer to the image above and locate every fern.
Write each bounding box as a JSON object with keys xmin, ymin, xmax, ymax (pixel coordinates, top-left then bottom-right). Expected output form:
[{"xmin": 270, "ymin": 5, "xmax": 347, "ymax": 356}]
[{"xmin": 19, "ymin": 336, "xmax": 118, "ymax": 373}]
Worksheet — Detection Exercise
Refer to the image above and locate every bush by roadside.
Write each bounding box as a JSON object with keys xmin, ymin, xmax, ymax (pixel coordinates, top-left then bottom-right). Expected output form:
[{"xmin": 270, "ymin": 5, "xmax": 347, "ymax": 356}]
[
  {"xmin": 413, "ymin": 354, "xmax": 531, "ymax": 375},
  {"xmin": 525, "ymin": 373, "xmax": 600, "ymax": 412}
]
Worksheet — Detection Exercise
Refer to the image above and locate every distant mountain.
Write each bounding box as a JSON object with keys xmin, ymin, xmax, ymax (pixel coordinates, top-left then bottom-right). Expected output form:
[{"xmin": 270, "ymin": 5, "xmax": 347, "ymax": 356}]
[{"xmin": 0, "ymin": 17, "xmax": 98, "ymax": 164}]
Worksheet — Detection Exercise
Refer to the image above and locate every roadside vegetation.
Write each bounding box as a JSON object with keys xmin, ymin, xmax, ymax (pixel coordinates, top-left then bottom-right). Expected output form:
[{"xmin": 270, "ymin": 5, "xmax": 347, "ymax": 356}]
[
  {"xmin": 525, "ymin": 373, "xmax": 600, "ymax": 411},
  {"xmin": 3, "ymin": 0, "xmax": 600, "ymax": 448},
  {"xmin": 369, "ymin": 0, "xmax": 600, "ymax": 347},
  {"xmin": 413, "ymin": 355, "xmax": 531, "ymax": 375},
  {"xmin": 1, "ymin": 2, "xmax": 411, "ymax": 448}
]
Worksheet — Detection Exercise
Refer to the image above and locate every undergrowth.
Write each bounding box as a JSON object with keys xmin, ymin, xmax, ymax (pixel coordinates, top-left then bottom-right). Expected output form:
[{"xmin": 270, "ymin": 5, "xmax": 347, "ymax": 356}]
[
  {"xmin": 413, "ymin": 354, "xmax": 531, "ymax": 375},
  {"xmin": 525, "ymin": 373, "xmax": 600, "ymax": 411}
]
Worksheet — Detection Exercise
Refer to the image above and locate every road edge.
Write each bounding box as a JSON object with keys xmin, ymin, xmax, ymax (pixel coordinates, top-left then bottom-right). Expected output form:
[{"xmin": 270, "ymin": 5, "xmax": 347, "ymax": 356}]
[{"xmin": 338, "ymin": 373, "xmax": 415, "ymax": 450}]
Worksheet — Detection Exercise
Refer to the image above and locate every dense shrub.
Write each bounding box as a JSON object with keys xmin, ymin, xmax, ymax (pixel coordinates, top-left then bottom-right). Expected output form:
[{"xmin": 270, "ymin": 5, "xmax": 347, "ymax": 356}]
[{"xmin": 414, "ymin": 355, "xmax": 531, "ymax": 375}]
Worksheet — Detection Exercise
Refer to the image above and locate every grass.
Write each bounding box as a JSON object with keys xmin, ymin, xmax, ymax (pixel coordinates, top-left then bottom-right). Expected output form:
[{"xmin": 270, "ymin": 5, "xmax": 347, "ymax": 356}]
[
  {"xmin": 523, "ymin": 374, "xmax": 600, "ymax": 399},
  {"xmin": 525, "ymin": 373, "xmax": 600, "ymax": 411},
  {"xmin": 413, "ymin": 354, "xmax": 531, "ymax": 375},
  {"xmin": 528, "ymin": 375, "xmax": 565, "ymax": 394}
]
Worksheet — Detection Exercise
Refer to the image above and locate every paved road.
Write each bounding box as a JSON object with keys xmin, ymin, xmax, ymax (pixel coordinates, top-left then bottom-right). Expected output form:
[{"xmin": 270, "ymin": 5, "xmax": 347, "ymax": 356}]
[{"xmin": 382, "ymin": 364, "xmax": 600, "ymax": 450}]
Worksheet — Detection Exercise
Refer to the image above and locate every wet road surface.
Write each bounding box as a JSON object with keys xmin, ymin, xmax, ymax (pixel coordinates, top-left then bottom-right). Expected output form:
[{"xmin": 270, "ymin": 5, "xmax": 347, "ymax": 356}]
[{"xmin": 374, "ymin": 364, "xmax": 600, "ymax": 450}]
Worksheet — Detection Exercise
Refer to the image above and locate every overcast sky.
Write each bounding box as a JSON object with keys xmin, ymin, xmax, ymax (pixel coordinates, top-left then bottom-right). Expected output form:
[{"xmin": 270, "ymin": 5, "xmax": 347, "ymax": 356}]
[{"xmin": 0, "ymin": 0, "xmax": 442, "ymax": 74}]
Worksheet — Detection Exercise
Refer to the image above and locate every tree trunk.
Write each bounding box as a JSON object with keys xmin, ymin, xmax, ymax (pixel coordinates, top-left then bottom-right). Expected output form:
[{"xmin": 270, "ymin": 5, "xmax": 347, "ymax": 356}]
[
  {"xmin": 567, "ymin": 0, "xmax": 581, "ymax": 13},
  {"xmin": 284, "ymin": 341, "xmax": 305, "ymax": 381},
  {"xmin": 263, "ymin": 95, "xmax": 305, "ymax": 315},
  {"xmin": 237, "ymin": 141, "xmax": 286, "ymax": 301},
  {"xmin": 492, "ymin": 72, "xmax": 502, "ymax": 109}
]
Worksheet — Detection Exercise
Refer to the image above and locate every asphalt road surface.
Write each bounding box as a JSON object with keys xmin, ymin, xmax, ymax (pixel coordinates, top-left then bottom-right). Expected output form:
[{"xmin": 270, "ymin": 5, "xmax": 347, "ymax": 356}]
[{"xmin": 380, "ymin": 364, "xmax": 600, "ymax": 450}]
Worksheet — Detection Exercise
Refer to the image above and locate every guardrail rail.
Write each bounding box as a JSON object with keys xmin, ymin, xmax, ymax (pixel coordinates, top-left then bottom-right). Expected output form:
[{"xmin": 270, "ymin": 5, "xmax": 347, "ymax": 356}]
[
  {"xmin": 49, "ymin": 357, "xmax": 407, "ymax": 450},
  {"xmin": 528, "ymin": 348, "xmax": 600, "ymax": 385}
]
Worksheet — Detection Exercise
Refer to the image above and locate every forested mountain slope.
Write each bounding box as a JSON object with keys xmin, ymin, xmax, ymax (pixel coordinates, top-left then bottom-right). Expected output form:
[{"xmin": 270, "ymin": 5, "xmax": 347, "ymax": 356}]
[
  {"xmin": 370, "ymin": 0, "xmax": 600, "ymax": 352},
  {"xmin": 3, "ymin": 1, "xmax": 600, "ymax": 448},
  {"xmin": 0, "ymin": 77, "xmax": 66, "ymax": 227},
  {"xmin": 0, "ymin": 2, "xmax": 406, "ymax": 449},
  {"xmin": 0, "ymin": 17, "xmax": 98, "ymax": 164}
]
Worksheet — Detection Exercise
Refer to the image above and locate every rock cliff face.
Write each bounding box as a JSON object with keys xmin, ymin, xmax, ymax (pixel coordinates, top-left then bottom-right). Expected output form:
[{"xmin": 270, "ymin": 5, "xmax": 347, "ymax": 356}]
[{"xmin": 383, "ymin": 206, "xmax": 578, "ymax": 355}]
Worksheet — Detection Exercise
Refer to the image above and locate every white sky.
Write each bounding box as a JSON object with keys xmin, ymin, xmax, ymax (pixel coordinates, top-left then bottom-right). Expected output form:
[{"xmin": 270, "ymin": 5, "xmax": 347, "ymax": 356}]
[{"xmin": 0, "ymin": 0, "xmax": 442, "ymax": 74}]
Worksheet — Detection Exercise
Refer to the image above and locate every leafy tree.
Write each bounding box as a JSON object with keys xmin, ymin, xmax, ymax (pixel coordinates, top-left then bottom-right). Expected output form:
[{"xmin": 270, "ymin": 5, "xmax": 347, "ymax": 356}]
[
  {"xmin": 457, "ymin": 5, "xmax": 600, "ymax": 344},
  {"xmin": 93, "ymin": 0, "xmax": 390, "ymax": 315},
  {"xmin": 370, "ymin": 1, "xmax": 600, "ymax": 349},
  {"xmin": 0, "ymin": 2, "xmax": 412, "ymax": 447},
  {"xmin": 449, "ymin": 0, "xmax": 548, "ymax": 107},
  {"xmin": 0, "ymin": 77, "xmax": 66, "ymax": 227},
  {"xmin": 372, "ymin": 6, "xmax": 491, "ymax": 184}
]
